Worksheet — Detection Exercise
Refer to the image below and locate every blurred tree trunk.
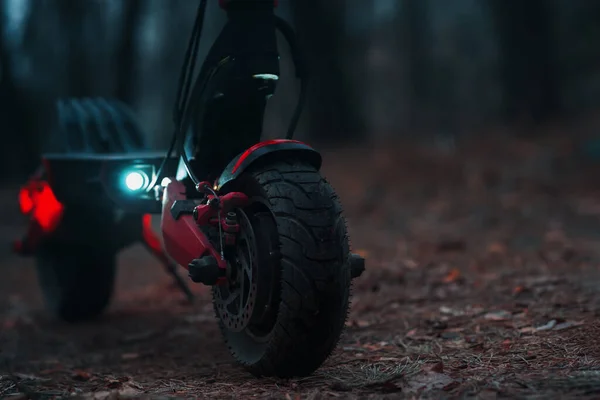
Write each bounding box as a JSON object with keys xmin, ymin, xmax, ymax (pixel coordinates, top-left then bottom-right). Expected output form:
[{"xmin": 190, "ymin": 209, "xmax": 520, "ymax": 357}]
[
  {"xmin": 291, "ymin": 0, "xmax": 365, "ymax": 143},
  {"xmin": 116, "ymin": 0, "xmax": 143, "ymax": 105},
  {"xmin": 401, "ymin": 0, "xmax": 430, "ymax": 132},
  {"xmin": 490, "ymin": 0, "xmax": 561, "ymax": 125},
  {"xmin": 58, "ymin": 0, "xmax": 89, "ymax": 97},
  {"xmin": 0, "ymin": 5, "xmax": 36, "ymax": 182}
]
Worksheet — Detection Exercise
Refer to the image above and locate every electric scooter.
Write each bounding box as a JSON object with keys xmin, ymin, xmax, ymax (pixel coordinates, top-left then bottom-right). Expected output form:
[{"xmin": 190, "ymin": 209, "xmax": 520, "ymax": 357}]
[{"xmin": 13, "ymin": 0, "xmax": 365, "ymax": 378}]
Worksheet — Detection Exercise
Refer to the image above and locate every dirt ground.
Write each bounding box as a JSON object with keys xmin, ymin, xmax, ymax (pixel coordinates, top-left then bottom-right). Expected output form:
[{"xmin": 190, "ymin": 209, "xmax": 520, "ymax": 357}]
[{"xmin": 3, "ymin": 134, "xmax": 600, "ymax": 399}]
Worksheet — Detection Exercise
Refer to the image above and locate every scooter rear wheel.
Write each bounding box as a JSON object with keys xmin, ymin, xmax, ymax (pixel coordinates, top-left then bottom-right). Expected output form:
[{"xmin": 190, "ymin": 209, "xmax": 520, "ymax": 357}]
[
  {"xmin": 213, "ymin": 160, "xmax": 351, "ymax": 378},
  {"xmin": 34, "ymin": 98, "xmax": 146, "ymax": 322},
  {"xmin": 36, "ymin": 238, "xmax": 116, "ymax": 323}
]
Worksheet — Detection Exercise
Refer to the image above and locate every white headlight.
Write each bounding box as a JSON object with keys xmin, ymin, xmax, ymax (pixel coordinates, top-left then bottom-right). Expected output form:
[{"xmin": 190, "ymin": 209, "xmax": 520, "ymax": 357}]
[{"xmin": 125, "ymin": 171, "xmax": 146, "ymax": 191}]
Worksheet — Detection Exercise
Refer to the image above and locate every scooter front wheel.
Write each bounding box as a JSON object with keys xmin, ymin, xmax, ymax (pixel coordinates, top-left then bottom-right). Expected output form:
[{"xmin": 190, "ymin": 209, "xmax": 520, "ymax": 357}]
[{"xmin": 213, "ymin": 160, "xmax": 351, "ymax": 378}]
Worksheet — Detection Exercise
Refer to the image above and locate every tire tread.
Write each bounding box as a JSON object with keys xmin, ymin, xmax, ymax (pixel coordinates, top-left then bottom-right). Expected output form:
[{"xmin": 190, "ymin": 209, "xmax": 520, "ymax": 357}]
[{"xmin": 220, "ymin": 160, "xmax": 351, "ymax": 377}]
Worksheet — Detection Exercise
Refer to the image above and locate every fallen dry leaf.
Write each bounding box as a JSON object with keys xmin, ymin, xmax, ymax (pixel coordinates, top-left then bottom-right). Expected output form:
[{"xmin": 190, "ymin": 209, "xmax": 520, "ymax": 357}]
[
  {"xmin": 71, "ymin": 370, "xmax": 92, "ymax": 381},
  {"xmin": 553, "ymin": 320, "xmax": 584, "ymax": 331},
  {"xmin": 519, "ymin": 327, "xmax": 537, "ymax": 334},
  {"xmin": 429, "ymin": 361, "xmax": 444, "ymax": 373},
  {"xmin": 118, "ymin": 386, "xmax": 143, "ymax": 397},
  {"xmin": 483, "ymin": 310, "xmax": 512, "ymax": 321},
  {"xmin": 439, "ymin": 306, "xmax": 465, "ymax": 316},
  {"xmin": 11, "ymin": 373, "xmax": 49, "ymax": 382},
  {"xmin": 78, "ymin": 391, "xmax": 112, "ymax": 400},
  {"xmin": 350, "ymin": 320, "xmax": 371, "ymax": 328},
  {"xmin": 105, "ymin": 376, "xmax": 131, "ymax": 389},
  {"xmin": 443, "ymin": 268, "xmax": 461, "ymax": 283},
  {"xmin": 513, "ymin": 285, "xmax": 525, "ymax": 295},
  {"xmin": 536, "ymin": 320, "xmax": 557, "ymax": 331}
]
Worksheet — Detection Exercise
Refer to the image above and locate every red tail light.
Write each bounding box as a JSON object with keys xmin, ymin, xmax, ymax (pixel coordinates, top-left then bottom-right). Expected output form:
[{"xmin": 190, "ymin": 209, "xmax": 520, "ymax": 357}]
[{"xmin": 19, "ymin": 181, "xmax": 64, "ymax": 233}]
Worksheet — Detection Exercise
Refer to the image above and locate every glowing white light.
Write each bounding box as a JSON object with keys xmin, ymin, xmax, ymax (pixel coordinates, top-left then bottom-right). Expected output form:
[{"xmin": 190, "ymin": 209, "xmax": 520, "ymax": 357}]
[
  {"xmin": 253, "ymin": 73, "xmax": 279, "ymax": 81},
  {"xmin": 160, "ymin": 177, "xmax": 172, "ymax": 187},
  {"xmin": 125, "ymin": 171, "xmax": 145, "ymax": 191}
]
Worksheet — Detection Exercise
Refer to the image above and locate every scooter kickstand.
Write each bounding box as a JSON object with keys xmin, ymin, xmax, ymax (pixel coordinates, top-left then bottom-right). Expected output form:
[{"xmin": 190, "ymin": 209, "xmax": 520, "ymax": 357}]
[{"xmin": 140, "ymin": 215, "xmax": 195, "ymax": 303}]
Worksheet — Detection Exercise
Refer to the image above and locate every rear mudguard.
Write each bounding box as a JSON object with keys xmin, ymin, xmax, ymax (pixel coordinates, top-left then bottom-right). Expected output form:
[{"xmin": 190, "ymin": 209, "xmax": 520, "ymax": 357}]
[{"xmin": 214, "ymin": 139, "xmax": 322, "ymax": 191}]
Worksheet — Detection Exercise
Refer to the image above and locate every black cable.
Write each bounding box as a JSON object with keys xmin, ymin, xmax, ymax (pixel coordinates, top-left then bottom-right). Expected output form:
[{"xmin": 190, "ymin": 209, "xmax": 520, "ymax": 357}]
[
  {"xmin": 178, "ymin": 57, "xmax": 232, "ymax": 187},
  {"xmin": 175, "ymin": 1, "xmax": 206, "ymax": 126},
  {"xmin": 274, "ymin": 16, "xmax": 308, "ymax": 140},
  {"xmin": 150, "ymin": 0, "xmax": 207, "ymax": 190},
  {"xmin": 285, "ymin": 78, "xmax": 307, "ymax": 140}
]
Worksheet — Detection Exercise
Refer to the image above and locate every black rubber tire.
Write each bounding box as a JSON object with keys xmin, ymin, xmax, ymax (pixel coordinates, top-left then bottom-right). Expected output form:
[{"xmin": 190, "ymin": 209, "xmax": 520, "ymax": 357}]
[
  {"xmin": 36, "ymin": 242, "xmax": 117, "ymax": 323},
  {"xmin": 214, "ymin": 160, "xmax": 351, "ymax": 378},
  {"xmin": 33, "ymin": 97, "xmax": 146, "ymax": 322}
]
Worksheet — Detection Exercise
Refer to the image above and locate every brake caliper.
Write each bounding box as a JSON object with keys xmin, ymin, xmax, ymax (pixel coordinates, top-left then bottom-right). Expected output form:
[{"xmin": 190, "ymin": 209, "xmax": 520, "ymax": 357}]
[{"xmin": 187, "ymin": 182, "xmax": 248, "ymax": 286}]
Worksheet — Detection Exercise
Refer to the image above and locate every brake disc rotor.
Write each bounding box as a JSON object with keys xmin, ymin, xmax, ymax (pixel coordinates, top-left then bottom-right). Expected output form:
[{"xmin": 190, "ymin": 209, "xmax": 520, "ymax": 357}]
[{"xmin": 214, "ymin": 208, "xmax": 257, "ymax": 332}]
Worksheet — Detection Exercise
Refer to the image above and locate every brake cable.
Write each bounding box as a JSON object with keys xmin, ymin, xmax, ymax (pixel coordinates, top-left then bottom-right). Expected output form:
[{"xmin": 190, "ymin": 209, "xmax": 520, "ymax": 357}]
[{"xmin": 150, "ymin": 0, "xmax": 207, "ymax": 190}]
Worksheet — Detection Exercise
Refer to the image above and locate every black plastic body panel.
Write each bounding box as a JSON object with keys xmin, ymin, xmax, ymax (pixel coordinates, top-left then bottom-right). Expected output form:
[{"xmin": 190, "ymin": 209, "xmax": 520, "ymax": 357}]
[{"xmin": 42, "ymin": 152, "xmax": 179, "ymax": 213}]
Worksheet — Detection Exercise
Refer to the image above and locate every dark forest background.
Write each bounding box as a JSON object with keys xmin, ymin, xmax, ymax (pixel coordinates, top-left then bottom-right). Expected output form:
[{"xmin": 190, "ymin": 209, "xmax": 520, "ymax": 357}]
[{"xmin": 0, "ymin": 0, "xmax": 599, "ymax": 184}]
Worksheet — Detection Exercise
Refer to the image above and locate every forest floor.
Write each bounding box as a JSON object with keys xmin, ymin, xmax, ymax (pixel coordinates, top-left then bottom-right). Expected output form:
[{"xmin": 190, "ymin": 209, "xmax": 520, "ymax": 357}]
[{"xmin": 3, "ymin": 134, "xmax": 600, "ymax": 399}]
